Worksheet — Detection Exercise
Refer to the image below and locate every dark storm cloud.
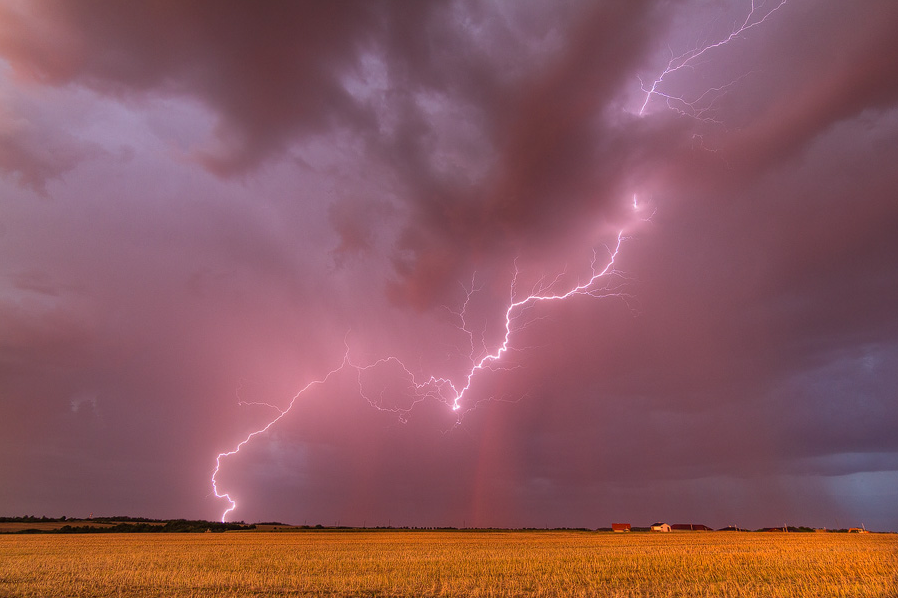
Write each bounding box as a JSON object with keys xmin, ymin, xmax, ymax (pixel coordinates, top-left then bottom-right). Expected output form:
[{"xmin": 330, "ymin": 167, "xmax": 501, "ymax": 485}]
[
  {"xmin": 383, "ymin": 1, "xmax": 670, "ymax": 307},
  {"xmin": 1, "ymin": 0, "xmax": 897, "ymax": 531},
  {"xmin": 0, "ymin": 0, "xmax": 667, "ymax": 290},
  {"xmin": 0, "ymin": 0, "xmax": 387, "ymax": 174},
  {"xmin": 722, "ymin": 1, "xmax": 898, "ymax": 176}
]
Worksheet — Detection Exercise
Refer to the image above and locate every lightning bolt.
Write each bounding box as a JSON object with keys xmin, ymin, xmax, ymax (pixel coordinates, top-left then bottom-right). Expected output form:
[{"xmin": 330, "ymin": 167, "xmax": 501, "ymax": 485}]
[
  {"xmin": 211, "ymin": 361, "xmax": 350, "ymax": 522},
  {"xmin": 638, "ymin": 0, "xmax": 789, "ymax": 118},
  {"xmin": 211, "ymin": 219, "xmax": 631, "ymax": 522},
  {"xmin": 448, "ymin": 231, "xmax": 626, "ymax": 411}
]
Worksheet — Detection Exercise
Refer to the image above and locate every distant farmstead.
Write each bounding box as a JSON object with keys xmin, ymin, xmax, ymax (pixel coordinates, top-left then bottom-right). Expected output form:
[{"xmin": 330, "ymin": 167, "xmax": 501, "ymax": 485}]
[
  {"xmin": 611, "ymin": 523, "xmax": 631, "ymax": 533},
  {"xmin": 651, "ymin": 522, "xmax": 671, "ymax": 532}
]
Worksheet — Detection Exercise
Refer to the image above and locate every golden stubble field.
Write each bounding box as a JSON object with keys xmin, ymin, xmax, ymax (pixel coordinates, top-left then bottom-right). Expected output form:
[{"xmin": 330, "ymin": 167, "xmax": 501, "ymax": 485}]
[{"xmin": 1, "ymin": 530, "xmax": 896, "ymax": 597}]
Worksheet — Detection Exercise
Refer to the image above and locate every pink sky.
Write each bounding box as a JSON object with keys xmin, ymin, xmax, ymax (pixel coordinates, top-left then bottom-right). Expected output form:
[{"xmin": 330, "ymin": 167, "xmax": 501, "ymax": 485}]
[{"xmin": 1, "ymin": 0, "xmax": 897, "ymax": 531}]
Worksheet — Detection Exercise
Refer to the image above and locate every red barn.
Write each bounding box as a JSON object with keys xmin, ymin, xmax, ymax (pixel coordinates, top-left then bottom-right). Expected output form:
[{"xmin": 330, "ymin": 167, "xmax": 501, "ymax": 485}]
[{"xmin": 611, "ymin": 523, "xmax": 631, "ymax": 532}]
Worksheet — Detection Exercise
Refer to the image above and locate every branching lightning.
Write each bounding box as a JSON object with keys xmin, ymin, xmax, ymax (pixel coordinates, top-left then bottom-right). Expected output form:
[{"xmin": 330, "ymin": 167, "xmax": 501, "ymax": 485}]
[
  {"xmin": 211, "ymin": 0, "xmax": 790, "ymax": 523},
  {"xmin": 212, "ymin": 361, "xmax": 349, "ymax": 521},
  {"xmin": 638, "ymin": 0, "xmax": 788, "ymax": 118},
  {"xmin": 211, "ymin": 225, "xmax": 630, "ymax": 521}
]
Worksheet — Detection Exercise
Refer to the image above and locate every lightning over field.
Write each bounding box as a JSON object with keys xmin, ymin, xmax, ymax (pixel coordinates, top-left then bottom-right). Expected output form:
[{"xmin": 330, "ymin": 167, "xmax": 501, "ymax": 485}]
[
  {"xmin": 210, "ymin": 0, "xmax": 795, "ymax": 523},
  {"xmin": 2, "ymin": 0, "xmax": 898, "ymax": 532}
]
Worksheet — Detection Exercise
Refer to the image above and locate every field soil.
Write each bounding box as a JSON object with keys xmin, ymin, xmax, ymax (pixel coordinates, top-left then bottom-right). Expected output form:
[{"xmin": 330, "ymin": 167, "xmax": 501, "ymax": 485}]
[{"xmin": 1, "ymin": 530, "xmax": 896, "ymax": 597}]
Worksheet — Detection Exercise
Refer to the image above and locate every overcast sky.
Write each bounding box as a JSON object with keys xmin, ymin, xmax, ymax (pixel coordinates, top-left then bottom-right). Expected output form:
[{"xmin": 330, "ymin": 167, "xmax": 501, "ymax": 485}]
[{"xmin": 2, "ymin": 0, "xmax": 897, "ymax": 531}]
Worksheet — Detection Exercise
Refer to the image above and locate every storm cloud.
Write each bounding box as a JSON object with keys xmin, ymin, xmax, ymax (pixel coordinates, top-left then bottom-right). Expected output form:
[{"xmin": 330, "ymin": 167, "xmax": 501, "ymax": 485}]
[{"xmin": 1, "ymin": 0, "xmax": 897, "ymax": 531}]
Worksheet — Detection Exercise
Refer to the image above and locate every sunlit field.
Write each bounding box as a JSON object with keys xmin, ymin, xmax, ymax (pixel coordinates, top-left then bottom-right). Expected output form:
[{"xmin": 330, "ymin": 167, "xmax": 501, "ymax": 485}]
[{"xmin": 1, "ymin": 530, "xmax": 895, "ymax": 597}]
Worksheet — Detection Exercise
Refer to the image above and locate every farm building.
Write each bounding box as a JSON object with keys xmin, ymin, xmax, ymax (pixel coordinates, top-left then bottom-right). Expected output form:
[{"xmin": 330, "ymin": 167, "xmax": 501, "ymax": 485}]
[
  {"xmin": 611, "ymin": 523, "xmax": 631, "ymax": 533},
  {"xmin": 671, "ymin": 523, "xmax": 712, "ymax": 531},
  {"xmin": 651, "ymin": 522, "xmax": 671, "ymax": 532}
]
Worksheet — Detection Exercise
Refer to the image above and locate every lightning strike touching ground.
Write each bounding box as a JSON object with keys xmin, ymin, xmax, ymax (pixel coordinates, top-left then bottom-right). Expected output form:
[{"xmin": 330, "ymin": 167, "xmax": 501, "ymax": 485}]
[
  {"xmin": 211, "ymin": 224, "xmax": 630, "ymax": 522},
  {"xmin": 211, "ymin": 360, "xmax": 353, "ymax": 521}
]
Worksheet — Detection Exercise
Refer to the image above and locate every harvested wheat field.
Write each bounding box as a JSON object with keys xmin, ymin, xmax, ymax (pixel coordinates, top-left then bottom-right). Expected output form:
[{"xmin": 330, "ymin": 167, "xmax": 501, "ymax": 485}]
[{"xmin": 1, "ymin": 530, "xmax": 896, "ymax": 597}]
